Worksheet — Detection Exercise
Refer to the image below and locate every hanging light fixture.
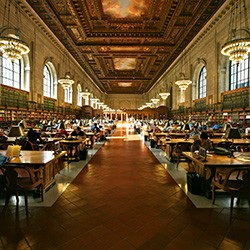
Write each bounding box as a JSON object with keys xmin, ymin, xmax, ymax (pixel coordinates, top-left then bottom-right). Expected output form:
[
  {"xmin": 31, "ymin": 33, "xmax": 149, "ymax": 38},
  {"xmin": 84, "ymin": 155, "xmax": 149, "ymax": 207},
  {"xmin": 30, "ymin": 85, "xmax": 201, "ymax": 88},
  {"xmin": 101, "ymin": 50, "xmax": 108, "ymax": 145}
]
[
  {"xmin": 151, "ymin": 98, "xmax": 160, "ymax": 104},
  {"xmin": 175, "ymin": 49, "xmax": 192, "ymax": 91},
  {"xmin": 58, "ymin": 47, "xmax": 74, "ymax": 89},
  {"xmin": 159, "ymin": 92, "xmax": 170, "ymax": 100},
  {"xmin": 0, "ymin": 0, "xmax": 30, "ymax": 62},
  {"xmin": 221, "ymin": 0, "xmax": 250, "ymax": 63},
  {"xmin": 58, "ymin": 72, "xmax": 74, "ymax": 89},
  {"xmin": 175, "ymin": 72, "xmax": 192, "ymax": 90},
  {"xmin": 81, "ymin": 90, "xmax": 91, "ymax": 99}
]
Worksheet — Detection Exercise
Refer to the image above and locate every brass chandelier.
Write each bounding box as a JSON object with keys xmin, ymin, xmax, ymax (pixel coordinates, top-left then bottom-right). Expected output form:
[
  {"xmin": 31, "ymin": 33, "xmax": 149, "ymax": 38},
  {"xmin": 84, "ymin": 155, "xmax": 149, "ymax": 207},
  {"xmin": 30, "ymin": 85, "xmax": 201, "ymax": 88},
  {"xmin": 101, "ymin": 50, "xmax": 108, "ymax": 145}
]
[
  {"xmin": 58, "ymin": 72, "xmax": 74, "ymax": 89},
  {"xmin": 0, "ymin": 0, "xmax": 30, "ymax": 62},
  {"xmin": 175, "ymin": 72, "xmax": 192, "ymax": 91},
  {"xmin": 159, "ymin": 92, "xmax": 170, "ymax": 100},
  {"xmin": 221, "ymin": 0, "xmax": 250, "ymax": 63}
]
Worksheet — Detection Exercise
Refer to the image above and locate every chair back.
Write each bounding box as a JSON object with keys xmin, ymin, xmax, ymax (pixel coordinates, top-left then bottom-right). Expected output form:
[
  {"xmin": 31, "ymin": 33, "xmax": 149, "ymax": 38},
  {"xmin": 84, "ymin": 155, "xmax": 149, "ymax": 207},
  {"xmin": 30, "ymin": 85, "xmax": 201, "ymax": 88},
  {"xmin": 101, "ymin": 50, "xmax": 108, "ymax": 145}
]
[
  {"xmin": 2, "ymin": 168, "xmax": 20, "ymax": 192},
  {"xmin": 176, "ymin": 141, "xmax": 192, "ymax": 152}
]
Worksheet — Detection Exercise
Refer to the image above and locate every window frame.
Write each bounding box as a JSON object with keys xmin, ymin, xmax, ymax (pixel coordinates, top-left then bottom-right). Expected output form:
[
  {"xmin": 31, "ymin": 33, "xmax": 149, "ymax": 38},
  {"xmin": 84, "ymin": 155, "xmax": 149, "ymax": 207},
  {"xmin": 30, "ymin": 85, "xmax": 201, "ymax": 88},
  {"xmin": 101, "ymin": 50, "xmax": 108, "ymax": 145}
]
[
  {"xmin": 198, "ymin": 66, "xmax": 206, "ymax": 99},
  {"xmin": 43, "ymin": 65, "xmax": 53, "ymax": 98},
  {"xmin": 229, "ymin": 58, "xmax": 249, "ymax": 90},
  {"xmin": 0, "ymin": 54, "xmax": 22, "ymax": 89}
]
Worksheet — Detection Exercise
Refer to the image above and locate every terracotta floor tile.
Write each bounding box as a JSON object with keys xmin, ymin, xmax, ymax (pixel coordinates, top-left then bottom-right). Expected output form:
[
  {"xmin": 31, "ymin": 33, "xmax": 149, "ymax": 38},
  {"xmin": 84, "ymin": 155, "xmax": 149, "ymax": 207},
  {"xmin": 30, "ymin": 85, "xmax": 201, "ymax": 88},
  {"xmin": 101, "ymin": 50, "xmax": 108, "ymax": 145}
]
[{"xmin": 1, "ymin": 127, "xmax": 250, "ymax": 249}]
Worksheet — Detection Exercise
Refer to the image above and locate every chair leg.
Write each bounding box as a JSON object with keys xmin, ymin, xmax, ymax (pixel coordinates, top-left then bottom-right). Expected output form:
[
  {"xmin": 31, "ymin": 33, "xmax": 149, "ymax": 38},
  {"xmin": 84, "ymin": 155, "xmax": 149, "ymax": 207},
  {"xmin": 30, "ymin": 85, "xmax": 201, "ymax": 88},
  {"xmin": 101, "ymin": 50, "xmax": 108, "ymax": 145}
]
[
  {"xmin": 230, "ymin": 193, "xmax": 235, "ymax": 218},
  {"xmin": 24, "ymin": 192, "xmax": 29, "ymax": 215},
  {"xmin": 40, "ymin": 185, "xmax": 44, "ymax": 202},
  {"xmin": 16, "ymin": 192, "xmax": 19, "ymax": 204},
  {"xmin": 176, "ymin": 157, "xmax": 180, "ymax": 168},
  {"xmin": 5, "ymin": 192, "xmax": 11, "ymax": 207},
  {"xmin": 212, "ymin": 184, "xmax": 215, "ymax": 205}
]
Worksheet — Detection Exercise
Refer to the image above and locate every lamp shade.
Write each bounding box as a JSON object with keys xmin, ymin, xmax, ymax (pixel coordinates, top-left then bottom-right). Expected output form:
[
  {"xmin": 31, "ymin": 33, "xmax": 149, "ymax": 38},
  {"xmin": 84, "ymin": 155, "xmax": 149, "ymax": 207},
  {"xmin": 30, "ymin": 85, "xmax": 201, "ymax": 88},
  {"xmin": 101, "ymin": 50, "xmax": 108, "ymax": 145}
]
[
  {"xmin": 225, "ymin": 128, "xmax": 241, "ymax": 140},
  {"xmin": 223, "ymin": 123, "xmax": 232, "ymax": 132},
  {"xmin": 8, "ymin": 126, "xmax": 25, "ymax": 137},
  {"xmin": 182, "ymin": 124, "xmax": 190, "ymax": 131}
]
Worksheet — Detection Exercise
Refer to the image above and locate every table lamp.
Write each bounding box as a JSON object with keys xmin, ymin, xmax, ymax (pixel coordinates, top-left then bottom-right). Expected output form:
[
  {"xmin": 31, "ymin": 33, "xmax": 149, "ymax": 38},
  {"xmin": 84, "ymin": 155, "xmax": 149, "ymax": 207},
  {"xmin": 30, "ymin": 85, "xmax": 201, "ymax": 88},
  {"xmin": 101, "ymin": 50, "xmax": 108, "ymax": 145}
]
[
  {"xmin": 225, "ymin": 128, "xmax": 241, "ymax": 142},
  {"xmin": 182, "ymin": 124, "xmax": 190, "ymax": 131},
  {"xmin": 225, "ymin": 128, "xmax": 241, "ymax": 158},
  {"xmin": 8, "ymin": 125, "xmax": 25, "ymax": 143},
  {"xmin": 222, "ymin": 123, "xmax": 232, "ymax": 132}
]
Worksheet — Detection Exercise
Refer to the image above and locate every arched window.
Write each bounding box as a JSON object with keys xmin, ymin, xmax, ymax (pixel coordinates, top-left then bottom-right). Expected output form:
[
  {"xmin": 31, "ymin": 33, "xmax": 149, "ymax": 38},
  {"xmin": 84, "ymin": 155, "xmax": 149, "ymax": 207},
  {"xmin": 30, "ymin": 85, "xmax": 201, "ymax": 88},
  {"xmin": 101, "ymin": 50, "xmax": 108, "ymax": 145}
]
[
  {"xmin": 198, "ymin": 66, "xmax": 206, "ymax": 98},
  {"xmin": 43, "ymin": 65, "xmax": 52, "ymax": 97},
  {"xmin": 43, "ymin": 62, "xmax": 57, "ymax": 99},
  {"xmin": 0, "ymin": 54, "xmax": 21, "ymax": 89},
  {"xmin": 64, "ymin": 86, "xmax": 73, "ymax": 103},
  {"xmin": 229, "ymin": 58, "xmax": 249, "ymax": 90},
  {"xmin": 77, "ymin": 84, "xmax": 82, "ymax": 106}
]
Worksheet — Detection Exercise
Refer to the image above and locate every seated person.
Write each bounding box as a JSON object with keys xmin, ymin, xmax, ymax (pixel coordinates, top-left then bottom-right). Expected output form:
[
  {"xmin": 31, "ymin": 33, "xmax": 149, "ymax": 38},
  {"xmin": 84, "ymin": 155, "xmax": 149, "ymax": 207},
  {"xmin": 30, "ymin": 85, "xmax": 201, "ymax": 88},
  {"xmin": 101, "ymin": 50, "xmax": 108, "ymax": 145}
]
[
  {"xmin": 212, "ymin": 123, "xmax": 220, "ymax": 131},
  {"xmin": 200, "ymin": 132, "xmax": 213, "ymax": 150},
  {"xmin": 90, "ymin": 123, "xmax": 102, "ymax": 142},
  {"xmin": 191, "ymin": 132, "xmax": 213, "ymax": 152},
  {"xmin": 189, "ymin": 126, "xmax": 201, "ymax": 138},
  {"xmin": 71, "ymin": 126, "xmax": 85, "ymax": 138},
  {"xmin": 91, "ymin": 123, "xmax": 101, "ymax": 133},
  {"xmin": 27, "ymin": 127, "xmax": 43, "ymax": 144},
  {"xmin": 25, "ymin": 127, "xmax": 43, "ymax": 150},
  {"xmin": 0, "ymin": 153, "xmax": 10, "ymax": 165}
]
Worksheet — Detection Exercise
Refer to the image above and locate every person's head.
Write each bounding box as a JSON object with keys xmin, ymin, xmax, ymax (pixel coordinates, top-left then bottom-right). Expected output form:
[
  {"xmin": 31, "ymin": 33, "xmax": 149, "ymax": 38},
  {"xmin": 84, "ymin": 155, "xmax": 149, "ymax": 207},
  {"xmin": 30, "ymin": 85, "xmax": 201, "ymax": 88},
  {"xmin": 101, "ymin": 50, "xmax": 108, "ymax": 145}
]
[
  {"xmin": 200, "ymin": 132, "xmax": 209, "ymax": 140},
  {"xmin": 193, "ymin": 125, "xmax": 198, "ymax": 131},
  {"xmin": 76, "ymin": 126, "xmax": 81, "ymax": 132}
]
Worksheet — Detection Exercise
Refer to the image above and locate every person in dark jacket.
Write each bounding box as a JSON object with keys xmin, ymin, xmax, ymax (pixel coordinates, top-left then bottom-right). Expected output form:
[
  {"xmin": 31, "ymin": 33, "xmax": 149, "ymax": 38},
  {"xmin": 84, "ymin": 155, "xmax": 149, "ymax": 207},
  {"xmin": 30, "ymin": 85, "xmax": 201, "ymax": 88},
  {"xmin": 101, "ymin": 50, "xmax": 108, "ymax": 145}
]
[
  {"xmin": 27, "ymin": 127, "xmax": 43, "ymax": 144},
  {"xmin": 71, "ymin": 126, "xmax": 85, "ymax": 137}
]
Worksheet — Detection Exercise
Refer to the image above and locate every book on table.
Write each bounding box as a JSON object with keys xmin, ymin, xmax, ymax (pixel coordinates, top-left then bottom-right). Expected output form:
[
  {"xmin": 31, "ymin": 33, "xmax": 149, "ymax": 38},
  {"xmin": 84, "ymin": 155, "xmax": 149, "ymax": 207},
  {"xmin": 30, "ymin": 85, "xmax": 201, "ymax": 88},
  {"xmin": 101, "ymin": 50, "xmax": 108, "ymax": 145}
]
[{"xmin": 5, "ymin": 145, "xmax": 21, "ymax": 158}]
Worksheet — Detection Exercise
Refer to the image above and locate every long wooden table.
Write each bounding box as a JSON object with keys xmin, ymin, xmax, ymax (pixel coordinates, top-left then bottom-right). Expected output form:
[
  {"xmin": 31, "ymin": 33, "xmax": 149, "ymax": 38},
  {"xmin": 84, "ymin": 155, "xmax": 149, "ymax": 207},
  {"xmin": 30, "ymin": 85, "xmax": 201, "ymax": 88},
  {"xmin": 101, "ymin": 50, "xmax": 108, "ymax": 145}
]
[
  {"xmin": 161, "ymin": 137, "xmax": 250, "ymax": 162},
  {"xmin": 182, "ymin": 151, "xmax": 250, "ymax": 197},
  {"xmin": 0, "ymin": 150, "xmax": 66, "ymax": 192}
]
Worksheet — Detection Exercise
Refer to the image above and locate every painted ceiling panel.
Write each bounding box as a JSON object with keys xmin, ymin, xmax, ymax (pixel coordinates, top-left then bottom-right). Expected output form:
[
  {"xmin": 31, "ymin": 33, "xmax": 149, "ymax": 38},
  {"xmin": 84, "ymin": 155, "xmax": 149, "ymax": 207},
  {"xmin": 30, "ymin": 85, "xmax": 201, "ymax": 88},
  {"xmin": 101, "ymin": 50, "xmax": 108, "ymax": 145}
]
[{"xmin": 26, "ymin": 0, "xmax": 226, "ymax": 94}]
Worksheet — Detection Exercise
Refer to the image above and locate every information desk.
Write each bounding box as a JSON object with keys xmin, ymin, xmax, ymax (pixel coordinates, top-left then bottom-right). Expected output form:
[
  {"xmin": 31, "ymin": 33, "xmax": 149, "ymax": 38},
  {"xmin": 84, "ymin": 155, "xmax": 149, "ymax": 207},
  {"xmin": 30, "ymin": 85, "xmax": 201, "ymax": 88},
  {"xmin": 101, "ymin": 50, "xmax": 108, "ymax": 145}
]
[
  {"xmin": 182, "ymin": 151, "xmax": 250, "ymax": 197},
  {"xmin": 0, "ymin": 150, "xmax": 66, "ymax": 192}
]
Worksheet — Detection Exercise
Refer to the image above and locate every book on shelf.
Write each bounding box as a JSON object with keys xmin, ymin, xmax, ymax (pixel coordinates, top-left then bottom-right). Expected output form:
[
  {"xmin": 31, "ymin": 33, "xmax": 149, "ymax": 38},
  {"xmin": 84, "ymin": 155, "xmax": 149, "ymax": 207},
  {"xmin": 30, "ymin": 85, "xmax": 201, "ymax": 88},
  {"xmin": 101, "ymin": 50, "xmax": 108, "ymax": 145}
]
[{"xmin": 5, "ymin": 145, "xmax": 21, "ymax": 158}]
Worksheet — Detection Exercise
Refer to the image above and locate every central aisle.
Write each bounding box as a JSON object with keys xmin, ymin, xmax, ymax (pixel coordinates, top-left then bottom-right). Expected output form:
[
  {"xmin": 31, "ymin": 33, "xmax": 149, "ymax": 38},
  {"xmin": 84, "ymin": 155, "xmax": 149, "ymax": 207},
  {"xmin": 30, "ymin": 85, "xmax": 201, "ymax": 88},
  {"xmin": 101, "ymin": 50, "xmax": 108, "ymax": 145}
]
[{"xmin": 56, "ymin": 126, "xmax": 196, "ymax": 248}]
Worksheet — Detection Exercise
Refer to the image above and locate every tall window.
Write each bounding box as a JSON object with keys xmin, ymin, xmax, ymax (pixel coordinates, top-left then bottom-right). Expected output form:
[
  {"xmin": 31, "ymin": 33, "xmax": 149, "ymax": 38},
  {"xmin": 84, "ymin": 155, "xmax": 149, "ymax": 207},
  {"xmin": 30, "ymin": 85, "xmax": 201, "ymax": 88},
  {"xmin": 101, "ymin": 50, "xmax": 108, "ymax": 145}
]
[
  {"xmin": 198, "ymin": 66, "xmax": 206, "ymax": 98},
  {"xmin": 43, "ymin": 65, "xmax": 53, "ymax": 97},
  {"xmin": 43, "ymin": 62, "xmax": 57, "ymax": 99},
  {"xmin": 229, "ymin": 58, "xmax": 249, "ymax": 90},
  {"xmin": 77, "ymin": 84, "xmax": 82, "ymax": 106},
  {"xmin": 0, "ymin": 54, "xmax": 21, "ymax": 89},
  {"xmin": 64, "ymin": 86, "xmax": 73, "ymax": 103}
]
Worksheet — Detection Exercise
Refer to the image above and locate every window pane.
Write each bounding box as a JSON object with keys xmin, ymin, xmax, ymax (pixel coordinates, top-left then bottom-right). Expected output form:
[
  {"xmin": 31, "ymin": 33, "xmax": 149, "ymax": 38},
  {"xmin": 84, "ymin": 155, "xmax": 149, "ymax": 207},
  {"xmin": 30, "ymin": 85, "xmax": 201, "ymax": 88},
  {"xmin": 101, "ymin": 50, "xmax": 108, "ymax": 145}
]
[
  {"xmin": 198, "ymin": 66, "xmax": 206, "ymax": 98},
  {"xmin": 43, "ymin": 65, "xmax": 52, "ymax": 97},
  {"xmin": 1, "ymin": 55, "xmax": 21, "ymax": 88},
  {"xmin": 229, "ymin": 58, "xmax": 249, "ymax": 90}
]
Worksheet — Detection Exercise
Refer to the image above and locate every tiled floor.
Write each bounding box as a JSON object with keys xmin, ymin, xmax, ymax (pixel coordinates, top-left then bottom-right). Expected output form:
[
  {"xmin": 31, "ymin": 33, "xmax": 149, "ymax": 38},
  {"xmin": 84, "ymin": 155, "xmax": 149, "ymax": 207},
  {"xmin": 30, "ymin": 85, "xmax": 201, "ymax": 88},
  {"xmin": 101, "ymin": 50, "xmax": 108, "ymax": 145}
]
[{"xmin": 0, "ymin": 125, "xmax": 250, "ymax": 249}]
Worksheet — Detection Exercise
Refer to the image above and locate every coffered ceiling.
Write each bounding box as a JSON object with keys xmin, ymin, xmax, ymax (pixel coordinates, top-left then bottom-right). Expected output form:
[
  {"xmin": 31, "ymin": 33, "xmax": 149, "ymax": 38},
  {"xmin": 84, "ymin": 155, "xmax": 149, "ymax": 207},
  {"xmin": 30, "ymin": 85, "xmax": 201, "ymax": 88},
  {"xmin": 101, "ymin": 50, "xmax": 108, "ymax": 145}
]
[{"xmin": 26, "ymin": 0, "xmax": 226, "ymax": 94}]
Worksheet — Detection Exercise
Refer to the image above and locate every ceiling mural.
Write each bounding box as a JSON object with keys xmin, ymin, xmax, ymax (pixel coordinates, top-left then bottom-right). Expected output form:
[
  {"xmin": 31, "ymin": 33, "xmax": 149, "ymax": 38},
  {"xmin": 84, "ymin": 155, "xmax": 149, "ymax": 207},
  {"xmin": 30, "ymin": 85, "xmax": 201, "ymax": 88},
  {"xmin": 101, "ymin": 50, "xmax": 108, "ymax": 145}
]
[
  {"xmin": 113, "ymin": 58, "xmax": 137, "ymax": 70},
  {"xmin": 102, "ymin": 0, "xmax": 149, "ymax": 18},
  {"xmin": 26, "ymin": 0, "xmax": 226, "ymax": 94}
]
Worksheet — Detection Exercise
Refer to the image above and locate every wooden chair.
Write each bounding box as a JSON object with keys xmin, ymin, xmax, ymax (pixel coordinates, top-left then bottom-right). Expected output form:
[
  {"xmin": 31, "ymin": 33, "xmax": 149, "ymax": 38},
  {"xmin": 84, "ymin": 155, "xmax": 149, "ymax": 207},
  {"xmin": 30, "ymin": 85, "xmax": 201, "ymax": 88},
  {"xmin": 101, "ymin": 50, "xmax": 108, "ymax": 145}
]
[
  {"xmin": 173, "ymin": 141, "xmax": 192, "ymax": 167},
  {"xmin": 0, "ymin": 166, "xmax": 44, "ymax": 213},
  {"xmin": 212, "ymin": 167, "xmax": 250, "ymax": 218}
]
